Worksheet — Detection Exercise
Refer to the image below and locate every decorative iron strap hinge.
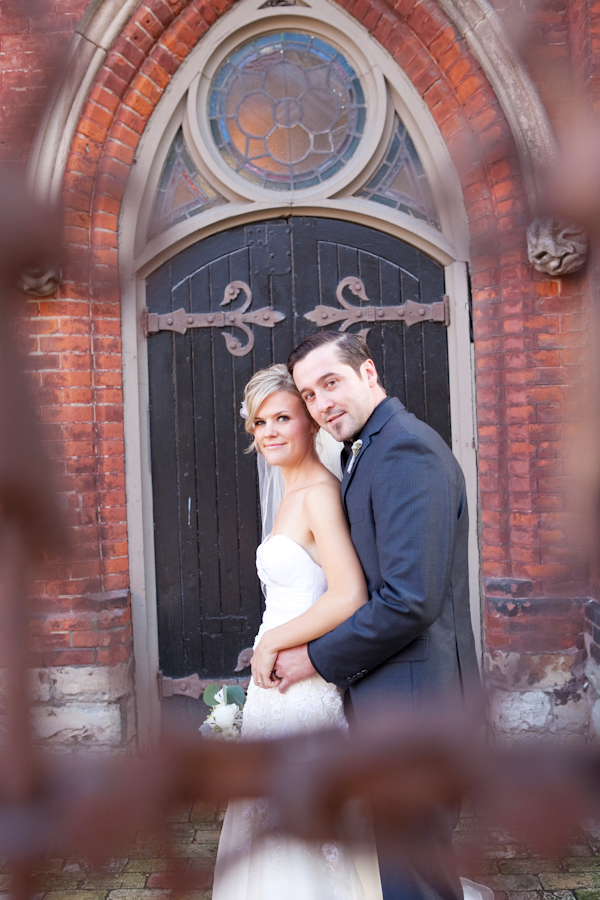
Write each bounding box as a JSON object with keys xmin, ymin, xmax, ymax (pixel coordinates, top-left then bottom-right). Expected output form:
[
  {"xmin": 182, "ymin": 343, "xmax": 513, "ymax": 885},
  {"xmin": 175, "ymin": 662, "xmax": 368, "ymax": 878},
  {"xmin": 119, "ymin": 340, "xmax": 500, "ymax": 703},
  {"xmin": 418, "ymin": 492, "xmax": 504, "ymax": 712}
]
[
  {"xmin": 304, "ymin": 277, "xmax": 450, "ymax": 337},
  {"xmin": 159, "ymin": 672, "xmax": 251, "ymax": 700},
  {"xmin": 143, "ymin": 280, "xmax": 285, "ymax": 357}
]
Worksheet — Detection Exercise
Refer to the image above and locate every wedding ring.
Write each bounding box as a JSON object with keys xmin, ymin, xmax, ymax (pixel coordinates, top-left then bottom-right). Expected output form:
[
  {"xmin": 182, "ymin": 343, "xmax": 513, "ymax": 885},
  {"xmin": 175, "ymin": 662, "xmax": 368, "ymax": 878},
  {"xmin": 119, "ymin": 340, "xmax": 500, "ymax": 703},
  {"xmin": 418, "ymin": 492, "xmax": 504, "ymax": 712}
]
[{"xmin": 257, "ymin": 679, "xmax": 264, "ymax": 685}]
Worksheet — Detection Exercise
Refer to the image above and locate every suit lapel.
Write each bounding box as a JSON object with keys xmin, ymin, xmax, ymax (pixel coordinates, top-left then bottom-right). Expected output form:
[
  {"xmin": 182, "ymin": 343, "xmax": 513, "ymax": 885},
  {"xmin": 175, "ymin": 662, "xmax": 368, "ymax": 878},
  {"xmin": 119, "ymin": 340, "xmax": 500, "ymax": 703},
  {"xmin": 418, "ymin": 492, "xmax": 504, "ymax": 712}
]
[{"xmin": 341, "ymin": 397, "xmax": 404, "ymax": 506}]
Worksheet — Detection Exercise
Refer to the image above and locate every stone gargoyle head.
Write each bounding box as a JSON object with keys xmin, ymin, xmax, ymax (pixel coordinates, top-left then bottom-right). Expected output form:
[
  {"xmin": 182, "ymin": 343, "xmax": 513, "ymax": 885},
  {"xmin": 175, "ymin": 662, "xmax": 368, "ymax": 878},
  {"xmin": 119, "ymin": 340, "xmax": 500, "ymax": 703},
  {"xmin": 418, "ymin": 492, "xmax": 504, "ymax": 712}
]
[{"xmin": 526, "ymin": 219, "xmax": 588, "ymax": 276}]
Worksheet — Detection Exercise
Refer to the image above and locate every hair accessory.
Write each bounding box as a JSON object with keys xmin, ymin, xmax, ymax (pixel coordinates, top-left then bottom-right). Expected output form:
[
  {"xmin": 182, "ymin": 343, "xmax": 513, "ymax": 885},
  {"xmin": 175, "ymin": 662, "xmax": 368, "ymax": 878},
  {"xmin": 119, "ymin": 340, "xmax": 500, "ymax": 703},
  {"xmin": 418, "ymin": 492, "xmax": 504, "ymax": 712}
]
[{"xmin": 239, "ymin": 400, "xmax": 248, "ymax": 419}]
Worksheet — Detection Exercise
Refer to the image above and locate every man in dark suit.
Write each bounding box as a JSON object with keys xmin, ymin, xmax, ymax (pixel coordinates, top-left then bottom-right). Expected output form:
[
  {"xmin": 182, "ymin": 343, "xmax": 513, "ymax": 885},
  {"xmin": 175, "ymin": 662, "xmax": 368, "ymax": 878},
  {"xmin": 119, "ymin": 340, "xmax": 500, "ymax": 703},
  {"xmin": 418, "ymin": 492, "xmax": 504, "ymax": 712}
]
[{"xmin": 274, "ymin": 331, "xmax": 480, "ymax": 900}]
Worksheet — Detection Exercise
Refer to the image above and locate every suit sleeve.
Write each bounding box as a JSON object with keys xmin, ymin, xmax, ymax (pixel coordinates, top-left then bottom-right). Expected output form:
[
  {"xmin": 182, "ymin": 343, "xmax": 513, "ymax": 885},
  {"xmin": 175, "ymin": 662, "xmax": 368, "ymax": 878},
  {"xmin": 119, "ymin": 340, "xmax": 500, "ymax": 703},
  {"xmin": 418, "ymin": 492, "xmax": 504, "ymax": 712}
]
[{"xmin": 307, "ymin": 432, "xmax": 456, "ymax": 688}]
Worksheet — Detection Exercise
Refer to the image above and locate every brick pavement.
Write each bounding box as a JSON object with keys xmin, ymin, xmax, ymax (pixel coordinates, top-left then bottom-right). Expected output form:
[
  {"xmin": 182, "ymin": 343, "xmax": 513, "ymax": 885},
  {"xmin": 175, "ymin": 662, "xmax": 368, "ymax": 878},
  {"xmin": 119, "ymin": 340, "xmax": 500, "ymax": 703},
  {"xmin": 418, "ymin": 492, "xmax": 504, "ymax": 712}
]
[{"xmin": 3, "ymin": 804, "xmax": 599, "ymax": 900}]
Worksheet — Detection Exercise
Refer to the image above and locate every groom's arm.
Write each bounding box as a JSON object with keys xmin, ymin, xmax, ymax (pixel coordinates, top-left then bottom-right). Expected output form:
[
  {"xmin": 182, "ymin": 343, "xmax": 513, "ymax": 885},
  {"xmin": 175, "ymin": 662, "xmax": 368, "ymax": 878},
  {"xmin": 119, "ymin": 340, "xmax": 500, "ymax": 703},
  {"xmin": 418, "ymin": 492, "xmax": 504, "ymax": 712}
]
[{"xmin": 308, "ymin": 432, "xmax": 461, "ymax": 689}]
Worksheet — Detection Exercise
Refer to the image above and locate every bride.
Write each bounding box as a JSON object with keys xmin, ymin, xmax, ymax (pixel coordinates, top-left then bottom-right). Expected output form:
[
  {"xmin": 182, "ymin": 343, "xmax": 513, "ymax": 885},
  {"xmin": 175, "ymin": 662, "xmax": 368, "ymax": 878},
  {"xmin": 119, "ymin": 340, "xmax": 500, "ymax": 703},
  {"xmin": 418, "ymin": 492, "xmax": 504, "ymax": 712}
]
[{"xmin": 211, "ymin": 364, "xmax": 492, "ymax": 900}]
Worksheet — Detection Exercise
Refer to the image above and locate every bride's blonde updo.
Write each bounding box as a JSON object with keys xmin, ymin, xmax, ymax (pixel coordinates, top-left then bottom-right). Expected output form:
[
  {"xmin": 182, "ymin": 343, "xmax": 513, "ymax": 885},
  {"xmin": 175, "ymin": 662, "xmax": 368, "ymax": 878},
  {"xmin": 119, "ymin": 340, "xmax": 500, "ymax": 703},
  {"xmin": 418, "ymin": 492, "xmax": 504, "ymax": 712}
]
[{"xmin": 243, "ymin": 363, "xmax": 311, "ymax": 453}]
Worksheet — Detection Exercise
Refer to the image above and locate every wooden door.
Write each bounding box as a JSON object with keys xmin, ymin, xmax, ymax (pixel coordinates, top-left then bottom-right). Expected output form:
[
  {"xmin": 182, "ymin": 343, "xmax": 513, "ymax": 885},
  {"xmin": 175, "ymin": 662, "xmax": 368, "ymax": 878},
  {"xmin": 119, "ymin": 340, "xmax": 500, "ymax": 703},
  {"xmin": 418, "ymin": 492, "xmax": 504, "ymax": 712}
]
[{"xmin": 145, "ymin": 217, "xmax": 450, "ymax": 725}]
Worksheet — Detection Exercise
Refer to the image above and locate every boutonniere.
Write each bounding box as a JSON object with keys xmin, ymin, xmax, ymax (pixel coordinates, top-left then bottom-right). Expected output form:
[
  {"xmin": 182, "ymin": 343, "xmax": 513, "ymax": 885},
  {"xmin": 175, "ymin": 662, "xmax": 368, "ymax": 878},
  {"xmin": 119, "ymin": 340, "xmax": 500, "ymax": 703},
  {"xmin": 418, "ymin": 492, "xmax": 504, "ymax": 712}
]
[{"xmin": 346, "ymin": 439, "xmax": 363, "ymax": 474}]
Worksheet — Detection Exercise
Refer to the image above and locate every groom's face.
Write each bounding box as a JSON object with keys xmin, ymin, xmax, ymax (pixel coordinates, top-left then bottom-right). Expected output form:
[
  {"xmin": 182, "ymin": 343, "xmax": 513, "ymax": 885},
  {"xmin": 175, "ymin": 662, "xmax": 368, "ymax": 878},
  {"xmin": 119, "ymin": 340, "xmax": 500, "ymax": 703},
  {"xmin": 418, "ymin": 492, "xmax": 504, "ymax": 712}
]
[{"xmin": 292, "ymin": 344, "xmax": 379, "ymax": 442}]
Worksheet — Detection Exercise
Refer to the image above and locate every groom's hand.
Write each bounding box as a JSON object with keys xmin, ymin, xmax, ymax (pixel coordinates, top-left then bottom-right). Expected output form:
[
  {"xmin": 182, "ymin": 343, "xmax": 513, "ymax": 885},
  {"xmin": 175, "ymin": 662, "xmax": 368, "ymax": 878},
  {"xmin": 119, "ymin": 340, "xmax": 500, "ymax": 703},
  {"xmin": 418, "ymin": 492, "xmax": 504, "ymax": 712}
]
[{"xmin": 273, "ymin": 645, "xmax": 315, "ymax": 693}]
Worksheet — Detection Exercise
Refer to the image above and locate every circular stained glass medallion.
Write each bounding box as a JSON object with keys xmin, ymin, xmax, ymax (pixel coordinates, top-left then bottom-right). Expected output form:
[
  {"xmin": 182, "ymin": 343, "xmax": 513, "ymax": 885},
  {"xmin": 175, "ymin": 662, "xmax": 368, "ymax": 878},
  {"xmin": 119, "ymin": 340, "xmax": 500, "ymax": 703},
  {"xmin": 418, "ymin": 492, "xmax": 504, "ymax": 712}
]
[{"xmin": 208, "ymin": 33, "xmax": 366, "ymax": 191}]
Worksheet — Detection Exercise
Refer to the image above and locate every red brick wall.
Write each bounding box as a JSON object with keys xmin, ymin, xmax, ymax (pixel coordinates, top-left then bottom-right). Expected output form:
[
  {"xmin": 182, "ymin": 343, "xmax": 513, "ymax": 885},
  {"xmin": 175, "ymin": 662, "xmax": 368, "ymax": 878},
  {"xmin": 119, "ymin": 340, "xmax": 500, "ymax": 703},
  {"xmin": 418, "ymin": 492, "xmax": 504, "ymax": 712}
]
[
  {"xmin": 0, "ymin": 0, "xmax": 89, "ymax": 164},
  {"xmin": 1, "ymin": 0, "xmax": 596, "ymax": 686}
]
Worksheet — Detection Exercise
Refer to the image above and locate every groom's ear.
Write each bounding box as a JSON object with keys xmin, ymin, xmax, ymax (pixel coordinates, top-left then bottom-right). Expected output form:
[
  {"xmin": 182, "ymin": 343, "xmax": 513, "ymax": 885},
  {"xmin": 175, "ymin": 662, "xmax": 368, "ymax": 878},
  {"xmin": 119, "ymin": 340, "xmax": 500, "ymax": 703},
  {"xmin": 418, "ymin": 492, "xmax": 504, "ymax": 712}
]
[{"xmin": 362, "ymin": 359, "xmax": 379, "ymax": 386}]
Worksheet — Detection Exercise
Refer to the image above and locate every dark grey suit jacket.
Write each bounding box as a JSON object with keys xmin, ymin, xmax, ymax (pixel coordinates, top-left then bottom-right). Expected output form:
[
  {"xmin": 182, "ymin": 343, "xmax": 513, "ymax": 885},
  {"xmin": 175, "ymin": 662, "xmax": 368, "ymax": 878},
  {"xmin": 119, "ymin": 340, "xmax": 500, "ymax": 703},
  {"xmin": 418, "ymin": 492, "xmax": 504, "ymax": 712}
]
[{"xmin": 308, "ymin": 397, "xmax": 479, "ymax": 713}]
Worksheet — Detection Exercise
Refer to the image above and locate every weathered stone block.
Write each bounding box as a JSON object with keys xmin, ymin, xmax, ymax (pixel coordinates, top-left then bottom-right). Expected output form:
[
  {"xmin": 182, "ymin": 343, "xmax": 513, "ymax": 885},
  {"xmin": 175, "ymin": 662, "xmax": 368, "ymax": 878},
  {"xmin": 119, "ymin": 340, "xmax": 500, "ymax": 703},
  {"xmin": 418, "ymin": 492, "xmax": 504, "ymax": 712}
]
[
  {"xmin": 32, "ymin": 703, "xmax": 122, "ymax": 745},
  {"xmin": 489, "ymin": 689, "xmax": 551, "ymax": 733},
  {"xmin": 486, "ymin": 650, "xmax": 584, "ymax": 691},
  {"xmin": 550, "ymin": 691, "xmax": 590, "ymax": 733}
]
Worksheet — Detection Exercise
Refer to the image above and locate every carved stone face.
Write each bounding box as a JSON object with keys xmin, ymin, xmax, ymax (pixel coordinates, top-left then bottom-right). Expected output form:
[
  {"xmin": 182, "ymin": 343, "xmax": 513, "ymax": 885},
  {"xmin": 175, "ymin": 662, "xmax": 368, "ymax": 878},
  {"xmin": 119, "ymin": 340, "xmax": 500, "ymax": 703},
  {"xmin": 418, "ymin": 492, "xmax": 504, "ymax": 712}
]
[
  {"xmin": 526, "ymin": 219, "xmax": 588, "ymax": 276},
  {"xmin": 17, "ymin": 266, "xmax": 61, "ymax": 298}
]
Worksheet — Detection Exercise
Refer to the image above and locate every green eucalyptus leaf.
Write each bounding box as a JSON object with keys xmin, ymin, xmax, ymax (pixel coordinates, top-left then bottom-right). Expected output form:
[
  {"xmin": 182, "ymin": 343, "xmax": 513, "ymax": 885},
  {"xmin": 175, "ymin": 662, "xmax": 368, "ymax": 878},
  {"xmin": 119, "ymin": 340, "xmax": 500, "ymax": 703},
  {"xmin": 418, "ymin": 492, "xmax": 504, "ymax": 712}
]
[
  {"xmin": 203, "ymin": 683, "xmax": 221, "ymax": 707},
  {"xmin": 226, "ymin": 684, "xmax": 246, "ymax": 708}
]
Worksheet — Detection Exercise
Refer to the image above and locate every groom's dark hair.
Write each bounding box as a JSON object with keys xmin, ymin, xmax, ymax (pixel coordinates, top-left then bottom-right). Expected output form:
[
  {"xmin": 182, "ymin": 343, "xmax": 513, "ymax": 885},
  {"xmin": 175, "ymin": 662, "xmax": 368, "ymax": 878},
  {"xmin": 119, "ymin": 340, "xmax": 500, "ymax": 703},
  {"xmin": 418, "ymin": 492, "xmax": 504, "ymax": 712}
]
[{"xmin": 288, "ymin": 331, "xmax": 382, "ymax": 386}]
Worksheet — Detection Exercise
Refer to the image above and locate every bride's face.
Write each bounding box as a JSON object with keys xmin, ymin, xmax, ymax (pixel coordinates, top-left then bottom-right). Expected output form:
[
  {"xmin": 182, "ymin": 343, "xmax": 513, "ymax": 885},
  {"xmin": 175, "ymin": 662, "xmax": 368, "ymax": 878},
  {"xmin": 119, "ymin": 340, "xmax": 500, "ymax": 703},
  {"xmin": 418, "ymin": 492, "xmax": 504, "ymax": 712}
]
[{"xmin": 253, "ymin": 391, "xmax": 315, "ymax": 467}]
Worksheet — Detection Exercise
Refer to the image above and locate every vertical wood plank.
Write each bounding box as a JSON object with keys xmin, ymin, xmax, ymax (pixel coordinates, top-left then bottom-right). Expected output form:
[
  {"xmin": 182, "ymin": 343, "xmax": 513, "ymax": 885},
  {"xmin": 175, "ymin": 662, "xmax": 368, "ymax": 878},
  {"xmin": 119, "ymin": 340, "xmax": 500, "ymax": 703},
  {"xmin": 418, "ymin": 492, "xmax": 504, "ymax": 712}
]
[
  {"xmin": 190, "ymin": 262, "xmax": 221, "ymax": 676},
  {"xmin": 148, "ymin": 263, "xmax": 185, "ymax": 676}
]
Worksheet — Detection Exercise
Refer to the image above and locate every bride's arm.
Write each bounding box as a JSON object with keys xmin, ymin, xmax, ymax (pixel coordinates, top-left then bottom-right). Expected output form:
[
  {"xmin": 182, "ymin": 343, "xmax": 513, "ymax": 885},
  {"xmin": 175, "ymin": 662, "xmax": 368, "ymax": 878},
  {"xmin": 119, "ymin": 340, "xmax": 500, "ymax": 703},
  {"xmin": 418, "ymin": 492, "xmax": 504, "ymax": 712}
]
[{"xmin": 252, "ymin": 483, "xmax": 368, "ymax": 686}]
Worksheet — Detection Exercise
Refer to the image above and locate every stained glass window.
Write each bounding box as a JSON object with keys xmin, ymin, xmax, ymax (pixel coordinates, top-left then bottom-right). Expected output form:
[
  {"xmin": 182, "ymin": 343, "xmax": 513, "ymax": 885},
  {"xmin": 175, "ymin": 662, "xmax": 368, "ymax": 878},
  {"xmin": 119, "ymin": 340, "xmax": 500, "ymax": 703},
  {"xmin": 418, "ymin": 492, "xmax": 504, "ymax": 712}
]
[
  {"xmin": 357, "ymin": 115, "xmax": 440, "ymax": 229},
  {"xmin": 149, "ymin": 128, "xmax": 227, "ymax": 238},
  {"xmin": 208, "ymin": 32, "xmax": 366, "ymax": 191}
]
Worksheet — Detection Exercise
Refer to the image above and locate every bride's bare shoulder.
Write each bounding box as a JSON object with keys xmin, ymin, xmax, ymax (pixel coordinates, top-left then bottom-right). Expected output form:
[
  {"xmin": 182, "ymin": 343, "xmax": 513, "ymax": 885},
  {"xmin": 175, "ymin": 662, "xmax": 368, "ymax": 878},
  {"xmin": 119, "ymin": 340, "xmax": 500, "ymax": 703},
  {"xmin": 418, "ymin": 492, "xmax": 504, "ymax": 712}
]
[{"xmin": 303, "ymin": 474, "xmax": 343, "ymax": 512}]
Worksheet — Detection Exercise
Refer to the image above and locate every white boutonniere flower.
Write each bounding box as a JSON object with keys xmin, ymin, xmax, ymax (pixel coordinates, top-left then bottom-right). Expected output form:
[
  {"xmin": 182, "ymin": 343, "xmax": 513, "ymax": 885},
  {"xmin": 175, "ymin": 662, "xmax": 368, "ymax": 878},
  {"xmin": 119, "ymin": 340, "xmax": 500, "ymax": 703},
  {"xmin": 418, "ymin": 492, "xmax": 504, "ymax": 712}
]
[{"xmin": 347, "ymin": 439, "xmax": 363, "ymax": 474}]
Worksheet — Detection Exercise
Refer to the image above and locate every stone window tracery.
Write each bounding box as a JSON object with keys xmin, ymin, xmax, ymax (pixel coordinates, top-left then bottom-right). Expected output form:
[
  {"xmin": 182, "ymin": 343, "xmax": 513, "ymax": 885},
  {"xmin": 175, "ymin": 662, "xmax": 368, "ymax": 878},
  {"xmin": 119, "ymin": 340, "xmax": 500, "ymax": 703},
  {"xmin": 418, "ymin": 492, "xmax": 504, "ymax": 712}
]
[
  {"xmin": 148, "ymin": 128, "xmax": 228, "ymax": 239},
  {"xmin": 357, "ymin": 115, "xmax": 439, "ymax": 229},
  {"xmin": 207, "ymin": 33, "xmax": 366, "ymax": 190}
]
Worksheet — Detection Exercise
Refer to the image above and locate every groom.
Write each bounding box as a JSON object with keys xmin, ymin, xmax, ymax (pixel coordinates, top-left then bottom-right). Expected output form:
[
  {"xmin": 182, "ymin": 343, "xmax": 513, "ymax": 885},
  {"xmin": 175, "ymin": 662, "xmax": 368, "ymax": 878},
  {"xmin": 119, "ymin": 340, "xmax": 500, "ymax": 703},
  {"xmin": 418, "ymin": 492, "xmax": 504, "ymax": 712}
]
[{"xmin": 274, "ymin": 331, "xmax": 480, "ymax": 900}]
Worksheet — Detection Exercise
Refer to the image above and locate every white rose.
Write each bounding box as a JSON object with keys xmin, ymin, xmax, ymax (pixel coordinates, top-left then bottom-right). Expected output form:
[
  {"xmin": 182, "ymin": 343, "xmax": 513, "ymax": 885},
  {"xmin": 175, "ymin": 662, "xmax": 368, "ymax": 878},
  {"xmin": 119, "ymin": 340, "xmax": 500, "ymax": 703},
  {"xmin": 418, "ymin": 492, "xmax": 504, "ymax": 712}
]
[{"xmin": 211, "ymin": 703, "xmax": 238, "ymax": 730}]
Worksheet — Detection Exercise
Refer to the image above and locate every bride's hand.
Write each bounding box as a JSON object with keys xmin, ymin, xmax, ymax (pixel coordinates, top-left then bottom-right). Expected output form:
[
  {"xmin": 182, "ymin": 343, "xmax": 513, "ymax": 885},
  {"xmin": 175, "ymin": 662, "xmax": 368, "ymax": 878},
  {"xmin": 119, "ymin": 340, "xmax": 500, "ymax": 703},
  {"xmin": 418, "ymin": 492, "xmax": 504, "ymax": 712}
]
[{"xmin": 251, "ymin": 639, "xmax": 279, "ymax": 688}]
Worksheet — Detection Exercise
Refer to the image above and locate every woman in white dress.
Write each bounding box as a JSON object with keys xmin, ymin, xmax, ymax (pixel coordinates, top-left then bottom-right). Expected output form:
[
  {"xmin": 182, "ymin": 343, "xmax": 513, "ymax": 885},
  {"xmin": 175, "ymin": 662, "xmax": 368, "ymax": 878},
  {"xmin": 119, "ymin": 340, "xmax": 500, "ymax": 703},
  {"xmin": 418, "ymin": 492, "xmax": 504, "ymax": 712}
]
[
  {"xmin": 212, "ymin": 364, "xmax": 492, "ymax": 900},
  {"xmin": 213, "ymin": 363, "xmax": 381, "ymax": 900}
]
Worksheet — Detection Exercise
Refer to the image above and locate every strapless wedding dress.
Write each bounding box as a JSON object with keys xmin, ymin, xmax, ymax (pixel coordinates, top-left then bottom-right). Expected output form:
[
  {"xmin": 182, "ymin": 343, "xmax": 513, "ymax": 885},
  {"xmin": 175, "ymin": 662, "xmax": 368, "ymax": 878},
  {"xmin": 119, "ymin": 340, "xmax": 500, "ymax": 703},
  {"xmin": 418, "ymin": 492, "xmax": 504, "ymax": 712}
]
[
  {"xmin": 211, "ymin": 535, "xmax": 493, "ymax": 900},
  {"xmin": 212, "ymin": 534, "xmax": 383, "ymax": 900}
]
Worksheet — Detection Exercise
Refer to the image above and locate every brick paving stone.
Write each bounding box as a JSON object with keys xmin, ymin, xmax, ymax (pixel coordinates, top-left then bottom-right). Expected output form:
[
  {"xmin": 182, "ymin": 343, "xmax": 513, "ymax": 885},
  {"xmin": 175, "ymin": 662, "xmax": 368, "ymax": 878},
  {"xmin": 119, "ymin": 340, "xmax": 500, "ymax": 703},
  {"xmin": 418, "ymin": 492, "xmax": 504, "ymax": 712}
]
[
  {"xmin": 192, "ymin": 831, "xmax": 221, "ymax": 844},
  {"xmin": 0, "ymin": 894, "xmax": 44, "ymax": 900},
  {"xmin": 79, "ymin": 875, "xmax": 147, "ymax": 889},
  {"xmin": 105, "ymin": 891, "xmax": 170, "ymax": 900},
  {"xmin": 189, "ymin": 804, "xmax": 221, "ymax": 826},
  {"xmin": 483, "ymin": 874, "xmax": 543, "ymax": 891},
  {"xmin": 541, "ymin": 893, "xmax": 578, "ymax": 899},
  {"xmin": 166, "ymin": 825, "xmax": 196, "ymax": 842},
  {"xmin": 564, "ymin": 857, "xmax": 600, "ymax": 871},
  {"xmin": 165, "ymin": 845, "xmax": 217, "ymax": 860},
  {"xmin": 539, "ymin": 872, "xmax": 600, "ymax": 889},
  {"xmin": 176, "ymin": 893, "xmax": 212, "ymax": 900},
  {"xmin": 123, "ymin": 860, "xmax": 178, "ymax": 874},
  {"xmin": 185, "ymin": 860, "xmax": 216, "ymax": 873},
  {"xmin": 34, "ymin": 875, "xmax": 88, "ymax": 890},
  {"xmin": 125, "ymin": 846, "xmax": 169, "ymax": 859},
  {"xmin": 498, "ymin": 860, "xmax": 566, "ymax": 874},
  {"xmin": 43, "ymin": 893, "xmax": 109, "ymax": 900},
  {"xmin": 166, "ymin": 804, "xmax": 193, "ymax": 823},
  {"xmin": 482, "ymin": 844, "xmax": 532, "ymax": 859}
]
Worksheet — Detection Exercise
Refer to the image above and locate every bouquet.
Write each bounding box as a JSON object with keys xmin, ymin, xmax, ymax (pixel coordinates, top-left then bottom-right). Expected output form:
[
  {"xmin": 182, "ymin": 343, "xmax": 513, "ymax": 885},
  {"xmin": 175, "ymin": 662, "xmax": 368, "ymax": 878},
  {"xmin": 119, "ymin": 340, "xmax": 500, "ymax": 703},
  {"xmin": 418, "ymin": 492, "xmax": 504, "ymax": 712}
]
[{"xmin": 199, "ymin": 683, "xmax": 246, "ymax": 740}]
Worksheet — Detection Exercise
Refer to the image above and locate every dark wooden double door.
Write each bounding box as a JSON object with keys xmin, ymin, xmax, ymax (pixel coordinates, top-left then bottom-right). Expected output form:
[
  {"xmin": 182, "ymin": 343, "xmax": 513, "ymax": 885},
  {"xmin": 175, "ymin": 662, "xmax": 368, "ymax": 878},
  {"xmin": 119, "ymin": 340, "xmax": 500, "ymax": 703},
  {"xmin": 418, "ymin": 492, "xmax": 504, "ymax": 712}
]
[{"xmin": 146, "ymin": 217, "xmax": 451, "ymax": 709}]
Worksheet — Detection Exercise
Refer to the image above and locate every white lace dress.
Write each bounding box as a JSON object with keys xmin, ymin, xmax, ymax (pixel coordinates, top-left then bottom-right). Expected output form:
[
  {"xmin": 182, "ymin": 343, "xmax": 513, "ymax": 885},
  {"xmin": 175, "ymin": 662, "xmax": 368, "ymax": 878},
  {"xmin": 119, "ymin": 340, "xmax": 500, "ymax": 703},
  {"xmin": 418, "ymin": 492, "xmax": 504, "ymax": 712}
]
[{"xmin": 212, "ymin": 534, "xmax": 383, "ymax": 900}]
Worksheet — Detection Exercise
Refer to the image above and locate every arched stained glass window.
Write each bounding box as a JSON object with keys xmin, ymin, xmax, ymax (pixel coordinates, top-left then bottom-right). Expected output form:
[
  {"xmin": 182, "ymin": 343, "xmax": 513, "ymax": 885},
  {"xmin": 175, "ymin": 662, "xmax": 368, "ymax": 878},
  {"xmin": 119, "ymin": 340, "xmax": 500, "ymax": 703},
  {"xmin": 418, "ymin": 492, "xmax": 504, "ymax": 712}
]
[
  {"xmin": 208, "ymin": 32, "xmax": 366, "ymax": 190},
  {"xmin": 357, "ymin": 115, "xmax": 440, "ymax": 230},
  {"xmin": 148, "ymin": 129, "xmax": 227, "ymax": 238}
]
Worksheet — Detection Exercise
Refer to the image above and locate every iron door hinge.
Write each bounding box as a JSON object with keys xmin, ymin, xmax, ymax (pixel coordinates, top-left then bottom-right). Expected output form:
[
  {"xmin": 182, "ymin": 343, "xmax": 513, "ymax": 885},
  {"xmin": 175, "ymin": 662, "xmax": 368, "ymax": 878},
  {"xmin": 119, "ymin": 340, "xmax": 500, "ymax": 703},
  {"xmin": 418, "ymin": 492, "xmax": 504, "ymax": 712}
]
[
  {"xmin": 143, "ymin": 281, "xmax": 285, "ymax": 357},
  {"xmin": 304, "ymin": 278, "xmax": 450, "ymax": 337},
  {"xmin": 159, "ymin": 673, "xmax": 251, "ymax": 700}
]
